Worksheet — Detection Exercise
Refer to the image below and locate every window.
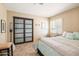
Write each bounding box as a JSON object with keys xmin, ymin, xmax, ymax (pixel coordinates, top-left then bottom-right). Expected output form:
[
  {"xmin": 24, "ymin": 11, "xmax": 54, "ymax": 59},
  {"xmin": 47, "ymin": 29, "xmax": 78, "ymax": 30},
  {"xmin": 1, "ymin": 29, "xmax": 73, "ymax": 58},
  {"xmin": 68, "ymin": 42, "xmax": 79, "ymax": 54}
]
[{"xmin": 50, "ymin": 18, "xmax": 63, "ymax": 34}]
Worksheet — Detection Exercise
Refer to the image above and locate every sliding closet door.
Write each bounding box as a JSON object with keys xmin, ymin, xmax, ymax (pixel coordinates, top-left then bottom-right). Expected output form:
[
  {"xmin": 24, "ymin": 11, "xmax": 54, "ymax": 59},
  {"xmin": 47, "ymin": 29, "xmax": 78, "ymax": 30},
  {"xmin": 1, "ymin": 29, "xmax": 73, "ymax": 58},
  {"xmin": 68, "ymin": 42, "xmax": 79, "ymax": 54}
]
[
  {"xmin": 13, "ymin": 17, "xmax": 33, "ymax": 44},
  {"xmin": 25, "ymin": 20, "xmax": 33, "ymax": 42},
  {"xmin": 14, "ymin": 18, "xmax": 24, "ymax": 44}
]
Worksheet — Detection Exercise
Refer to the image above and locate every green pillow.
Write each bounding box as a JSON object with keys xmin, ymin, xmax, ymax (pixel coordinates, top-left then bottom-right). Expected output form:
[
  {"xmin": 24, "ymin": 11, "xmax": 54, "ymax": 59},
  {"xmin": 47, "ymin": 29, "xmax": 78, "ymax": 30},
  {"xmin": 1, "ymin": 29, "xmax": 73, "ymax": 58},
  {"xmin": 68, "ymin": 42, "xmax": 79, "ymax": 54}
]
[
  {"xmin": 73, "ymin": 32, "xmax": 79, "ymax": 40},
  {"xmin": 65, "ymin": 33, "xmax": 73, "ymax": 40}
]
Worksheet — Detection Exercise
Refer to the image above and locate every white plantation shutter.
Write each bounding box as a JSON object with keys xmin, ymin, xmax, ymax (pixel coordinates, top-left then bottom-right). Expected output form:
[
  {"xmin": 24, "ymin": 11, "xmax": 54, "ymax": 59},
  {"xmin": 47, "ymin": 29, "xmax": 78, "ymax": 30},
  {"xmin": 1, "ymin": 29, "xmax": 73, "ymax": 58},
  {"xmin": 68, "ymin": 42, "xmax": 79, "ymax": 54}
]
[{"xmin": 51, "ymin": 18, "xmax": 63, "ymax": 34}]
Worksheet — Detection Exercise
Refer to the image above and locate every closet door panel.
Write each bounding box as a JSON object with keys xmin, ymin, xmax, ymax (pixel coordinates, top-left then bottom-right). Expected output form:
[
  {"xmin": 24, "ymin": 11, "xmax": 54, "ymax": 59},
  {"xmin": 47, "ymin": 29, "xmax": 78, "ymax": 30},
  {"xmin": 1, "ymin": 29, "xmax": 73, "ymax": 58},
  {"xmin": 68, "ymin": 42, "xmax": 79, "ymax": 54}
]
[
  {"xmin": 15, "ymin": 24, "xmax": 23, "ymax": 28},
  {"xmin": 25, "ymin": 20, "xmax": 33, "ymax": 42},
  {"xmin": 15, "ymin": 38, "xmax": 24, "ymax": 43},
  {"xmin": 15, "ymin": 34, "xmax": 24, "ymax": 38},
  {"xmin": 15, "ymin": 28, "xmax": 24, "ymax": 33},
  {"xmin": 15, "ymin": 19, "xmax": 23, "ymax": 23},
  {"xmin": 25, "ymin": 29, "xmax": 32, "ymax": 32},
  {"xmin": 25, "ymin": 20, "xmax": 32, "ymax": 24},
  {"xmin": 25, "ymin": 37, "xmax": 32, "ymax": 41},
  {"xmin": 14, "ymin": 18, "xmax": 24, "ymax": 44},
  {"xmin": 25, "ymin": 33, "xmax": 32, "ymax": 37},
  {"xmin": 25, "ymin": 25, "xmax": 32, "ymax": 28}
]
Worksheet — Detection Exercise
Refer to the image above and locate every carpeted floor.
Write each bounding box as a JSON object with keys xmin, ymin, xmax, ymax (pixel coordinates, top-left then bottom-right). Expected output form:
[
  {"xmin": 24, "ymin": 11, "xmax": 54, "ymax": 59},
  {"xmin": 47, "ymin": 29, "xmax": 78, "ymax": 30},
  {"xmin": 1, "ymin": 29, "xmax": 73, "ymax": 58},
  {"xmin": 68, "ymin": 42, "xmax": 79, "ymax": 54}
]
[{"xmin": 13, "ymin": 42, "xmax": 39, "ymax": 56}]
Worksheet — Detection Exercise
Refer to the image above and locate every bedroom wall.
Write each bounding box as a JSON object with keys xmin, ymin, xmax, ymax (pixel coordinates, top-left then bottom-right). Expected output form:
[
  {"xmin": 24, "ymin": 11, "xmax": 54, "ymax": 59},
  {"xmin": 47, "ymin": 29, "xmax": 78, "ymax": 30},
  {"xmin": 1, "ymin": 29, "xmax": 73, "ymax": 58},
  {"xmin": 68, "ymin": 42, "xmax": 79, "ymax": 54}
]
[
  {"xmin": 0, "ymin": 4, "xmax": 7, "ymax": 42},
  {"xmin": 7, "ymin": 11, "xmax": 48, "ymax": 43},
  {"xmin": 49, "ymin": 7, "xmax": 79, "ymax": 35}
]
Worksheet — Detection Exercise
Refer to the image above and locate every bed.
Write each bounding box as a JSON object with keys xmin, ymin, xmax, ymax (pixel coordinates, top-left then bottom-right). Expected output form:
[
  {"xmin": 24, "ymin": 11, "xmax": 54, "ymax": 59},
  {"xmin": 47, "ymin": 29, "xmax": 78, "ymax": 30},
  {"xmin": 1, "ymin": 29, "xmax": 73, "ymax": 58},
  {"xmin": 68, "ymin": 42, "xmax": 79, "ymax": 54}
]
[{"xmin": 37, "ymin": 36, "xmax": 79, "ymax": 56}]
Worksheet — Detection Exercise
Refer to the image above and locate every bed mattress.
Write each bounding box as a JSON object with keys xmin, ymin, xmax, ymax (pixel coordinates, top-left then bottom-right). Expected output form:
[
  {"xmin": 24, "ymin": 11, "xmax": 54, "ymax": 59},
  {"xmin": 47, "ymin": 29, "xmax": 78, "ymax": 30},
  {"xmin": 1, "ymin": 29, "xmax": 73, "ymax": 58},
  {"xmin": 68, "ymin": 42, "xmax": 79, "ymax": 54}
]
[{"xmin": 39, "ymin": 36, "xmax": 79, "ymax": 56}]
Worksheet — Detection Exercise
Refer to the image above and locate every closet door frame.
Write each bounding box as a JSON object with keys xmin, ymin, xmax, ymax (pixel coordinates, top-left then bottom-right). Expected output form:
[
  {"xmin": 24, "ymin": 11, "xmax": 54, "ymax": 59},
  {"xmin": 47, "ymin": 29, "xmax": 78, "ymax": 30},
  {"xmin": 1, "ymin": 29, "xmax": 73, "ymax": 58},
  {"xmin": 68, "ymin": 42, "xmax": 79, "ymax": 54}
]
[{"xmin": 13, "ymin": 16, "xmax": 33, "ymax": 44}]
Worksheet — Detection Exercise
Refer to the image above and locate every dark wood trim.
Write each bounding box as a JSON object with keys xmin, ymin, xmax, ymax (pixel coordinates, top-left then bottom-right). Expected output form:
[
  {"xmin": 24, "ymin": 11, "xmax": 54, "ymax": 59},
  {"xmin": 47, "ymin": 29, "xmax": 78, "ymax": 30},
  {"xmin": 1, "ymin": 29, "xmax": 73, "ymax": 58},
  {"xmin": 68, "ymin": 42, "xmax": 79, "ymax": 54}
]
[
  {"xmin": 24, "ymin": 19, "xmax": 25, "ymax": 42},
  {"xmin": 15, "ymin": 28, "xmax": 24, "ymax": 29},
  {"xmin": 13, "ymin": 16, "xmax": 33, "ymax": 44},
  {"xmin": 25, "ymin": 24, "xmax": 32, "ymax": 25},
  {"xmin": 15, "ymin": 23, "xmax": 24, "ymax": 24},
  {"xmin": 15, "ymin": 33, "xmax": 24, "ymax": 34},
  {"xmin": 13, "ymin": 16, "xmax": 33, "ymax": 20},
  {"xmin": 13, "ymin": 18, "xmax": 15, "ymax": 44},
  {"xmin": 15, "ymin": 28, "xmax": 32, "ymax": 29},
  {"xmin": 15, "ymin": 41, "xmax": 33, "ymax": 45},
  {"xmin": 25, "ymin": 28, "xmax": 32, "ymax": 29},
  {"xmin": 15, "ymin": 37, "xmax": 24, "ymax": 39},
  {"xmin": 37, "ymin": 48, "xmax": 44, "ymax": 56},
  {"xmin": 15, "ymin": 23, "xmax": 32, "ymax": 25},
  {"xmin": 25, "ymin": 32, "xmax": 32, "ymax": 33},
  {"xmin": 32, "ymin": 19, "xmax": 33, "ymax": 42}
]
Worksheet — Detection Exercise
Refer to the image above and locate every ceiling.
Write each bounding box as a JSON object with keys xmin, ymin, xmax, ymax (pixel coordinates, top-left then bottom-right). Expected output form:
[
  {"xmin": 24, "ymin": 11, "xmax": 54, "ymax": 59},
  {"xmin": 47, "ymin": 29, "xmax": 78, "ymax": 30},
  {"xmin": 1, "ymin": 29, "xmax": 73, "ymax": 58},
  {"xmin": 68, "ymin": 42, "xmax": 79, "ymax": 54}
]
[{"xmin": 3, "ymin": 3, "xmax": 79, "ymax": 17}]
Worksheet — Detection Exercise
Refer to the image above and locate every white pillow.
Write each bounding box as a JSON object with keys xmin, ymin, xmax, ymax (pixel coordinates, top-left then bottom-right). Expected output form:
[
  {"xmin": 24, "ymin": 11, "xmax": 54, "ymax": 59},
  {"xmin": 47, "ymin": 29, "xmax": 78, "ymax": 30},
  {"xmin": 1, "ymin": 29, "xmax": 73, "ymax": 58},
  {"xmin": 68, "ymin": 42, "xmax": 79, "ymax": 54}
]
[{"xmin": 62, "ymin": 31, "xmax": 67, "ymax": 37}]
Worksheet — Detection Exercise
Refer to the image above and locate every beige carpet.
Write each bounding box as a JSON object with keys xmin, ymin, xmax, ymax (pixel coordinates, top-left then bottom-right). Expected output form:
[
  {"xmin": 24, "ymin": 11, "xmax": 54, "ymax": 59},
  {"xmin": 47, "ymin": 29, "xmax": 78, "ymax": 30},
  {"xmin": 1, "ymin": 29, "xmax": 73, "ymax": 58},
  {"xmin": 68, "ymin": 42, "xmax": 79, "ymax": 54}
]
[{"xmin": 13, "ymin": 42, "xmax": 39, "ymax": 56}]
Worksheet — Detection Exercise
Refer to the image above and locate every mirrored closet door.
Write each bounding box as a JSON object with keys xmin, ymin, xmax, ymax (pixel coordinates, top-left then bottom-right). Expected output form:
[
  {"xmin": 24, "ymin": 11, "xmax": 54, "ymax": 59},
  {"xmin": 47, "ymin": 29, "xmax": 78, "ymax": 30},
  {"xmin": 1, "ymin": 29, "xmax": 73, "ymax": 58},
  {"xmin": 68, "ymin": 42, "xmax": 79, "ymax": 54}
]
[{"xmin": 13, "ymin": 17, "xmax": 33, "ymax": 44}]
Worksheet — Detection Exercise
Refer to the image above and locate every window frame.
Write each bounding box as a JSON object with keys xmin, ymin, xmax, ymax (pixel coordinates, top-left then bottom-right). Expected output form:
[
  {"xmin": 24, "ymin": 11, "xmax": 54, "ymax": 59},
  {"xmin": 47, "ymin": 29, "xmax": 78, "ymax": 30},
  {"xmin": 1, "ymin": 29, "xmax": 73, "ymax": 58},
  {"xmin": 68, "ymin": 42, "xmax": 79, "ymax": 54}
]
[{"xmin": 50, "ymin": 18, "xmax": 63, "ymax": 34}]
